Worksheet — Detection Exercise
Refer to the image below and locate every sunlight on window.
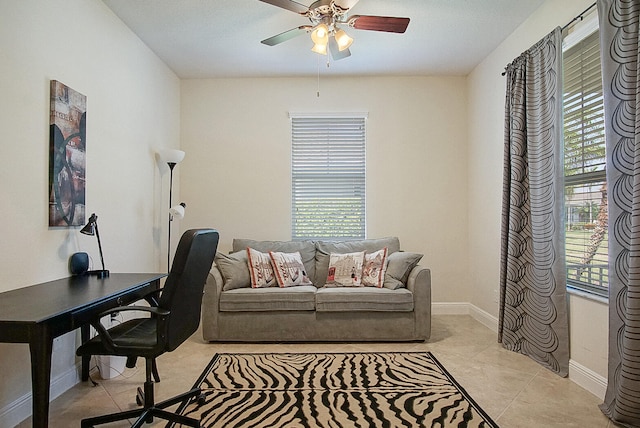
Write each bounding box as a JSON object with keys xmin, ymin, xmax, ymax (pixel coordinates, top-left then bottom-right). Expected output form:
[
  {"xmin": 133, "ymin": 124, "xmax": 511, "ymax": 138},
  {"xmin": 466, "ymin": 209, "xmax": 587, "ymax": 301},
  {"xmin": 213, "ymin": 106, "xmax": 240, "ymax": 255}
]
[{"xmin": 563, "ymin": 28, "xmax": 608, "ymax": 297}]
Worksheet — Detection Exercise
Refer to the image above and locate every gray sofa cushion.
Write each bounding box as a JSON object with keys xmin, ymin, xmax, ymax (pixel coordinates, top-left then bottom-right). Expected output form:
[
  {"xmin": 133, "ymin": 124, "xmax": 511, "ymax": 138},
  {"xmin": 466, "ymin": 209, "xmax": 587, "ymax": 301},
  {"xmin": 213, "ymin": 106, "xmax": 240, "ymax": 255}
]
[
  {"xmin": 384, "ymin": 252, "xmax": 424, "ymax": 290},
  {"xmin": 219, "ymin": 285, "xmax": 317, "ymax": 312},
  {"xmin": 214, "ymin": 250, "xmax": 250, "ymax": 291},
  {"xmin": 315, "ymin": 237, "xmax": 401, "ymax": 287},
  {"xmin": 315, "ymin": 287, "xmax": 413, "ymax": 312},
  {"xmin": 233, "ymin": 239, "xmax": 316, "ymax": 283}
]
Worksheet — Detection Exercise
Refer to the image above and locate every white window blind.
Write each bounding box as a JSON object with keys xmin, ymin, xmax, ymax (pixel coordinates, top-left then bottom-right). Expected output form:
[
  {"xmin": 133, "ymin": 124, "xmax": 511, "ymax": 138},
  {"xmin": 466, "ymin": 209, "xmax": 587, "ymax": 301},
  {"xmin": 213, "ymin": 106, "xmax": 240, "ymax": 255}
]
[
  {"xmin": 564, "ymin": 30, "xmax": 606, "ymax": 178},
  {"xmin": 290, "ymin": 114, "xmax": 366, "ymax": 240},
  {"xmin": 562, "ymin": 27, "xmax": 608, "ymax": 297}
]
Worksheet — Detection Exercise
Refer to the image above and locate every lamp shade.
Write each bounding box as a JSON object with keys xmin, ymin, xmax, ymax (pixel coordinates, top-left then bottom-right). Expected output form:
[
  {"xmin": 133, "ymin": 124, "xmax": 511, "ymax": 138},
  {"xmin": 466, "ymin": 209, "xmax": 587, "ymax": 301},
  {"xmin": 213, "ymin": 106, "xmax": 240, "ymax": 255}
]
[
  {"xmin": 311, "ymin": 42, "xmax": 328, "ymax": 55},
  {"xmin": 159, "ymin": 149, "xmax": 185, "ymax": 165},
  {"xmin": 169, "ymin": 202, "xmax": 186, "ymax": 220},
  {"xmin": 334, "ymin": 29, "xmax": 353, "ymax": 51},
  {"xmin": 311, "ymin": 24, "xmax": 329, "ymax": 45},
  {"xmin": 80, "ymin": 213, "xmax": 97, "ymax": 236}
]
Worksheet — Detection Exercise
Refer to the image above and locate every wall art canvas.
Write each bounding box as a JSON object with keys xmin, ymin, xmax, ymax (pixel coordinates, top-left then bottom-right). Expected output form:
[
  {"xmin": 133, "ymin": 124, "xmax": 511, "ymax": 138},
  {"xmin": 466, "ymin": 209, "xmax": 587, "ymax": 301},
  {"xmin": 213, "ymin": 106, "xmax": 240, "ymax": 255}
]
[{"xmin": 49, "ymin": 80, "xmax": 86, "ymax": 227}]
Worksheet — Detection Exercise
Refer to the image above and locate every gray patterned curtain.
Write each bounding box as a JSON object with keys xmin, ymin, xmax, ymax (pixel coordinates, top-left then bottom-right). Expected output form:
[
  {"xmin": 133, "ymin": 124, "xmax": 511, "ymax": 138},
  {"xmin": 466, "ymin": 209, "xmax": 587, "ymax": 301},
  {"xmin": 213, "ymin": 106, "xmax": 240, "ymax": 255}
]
[
  {"xmin": 500, "ymin": 27, "xmax": 570, "ymax": 377},
  {"xmin": 598, "ymin": 0, "xmax": 640, "ymax": 425}
]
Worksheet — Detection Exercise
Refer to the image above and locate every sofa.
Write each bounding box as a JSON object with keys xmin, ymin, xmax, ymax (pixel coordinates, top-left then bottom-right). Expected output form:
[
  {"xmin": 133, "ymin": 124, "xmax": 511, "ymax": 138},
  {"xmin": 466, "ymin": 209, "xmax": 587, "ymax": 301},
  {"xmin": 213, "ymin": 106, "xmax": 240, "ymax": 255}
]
[{"xmin": 201, "ymin": 237, "xmax": 431, "ymax": 342}]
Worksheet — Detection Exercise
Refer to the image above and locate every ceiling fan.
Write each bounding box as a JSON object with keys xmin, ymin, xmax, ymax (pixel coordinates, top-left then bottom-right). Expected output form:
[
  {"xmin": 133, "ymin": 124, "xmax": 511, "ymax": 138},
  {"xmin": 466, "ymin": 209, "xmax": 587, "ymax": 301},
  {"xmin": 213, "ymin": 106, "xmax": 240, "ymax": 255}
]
[{"xmin": 259, "ymin": 0, "xmax": 410, "ymax": 61}]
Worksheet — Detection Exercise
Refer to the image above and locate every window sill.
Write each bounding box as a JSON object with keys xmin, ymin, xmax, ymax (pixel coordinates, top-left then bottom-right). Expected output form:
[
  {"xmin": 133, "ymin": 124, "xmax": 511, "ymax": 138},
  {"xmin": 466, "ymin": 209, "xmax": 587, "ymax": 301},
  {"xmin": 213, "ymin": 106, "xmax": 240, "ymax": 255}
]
[{"xmin": 567, "ymin": 285, "xmax": 608, "ymax": 305}]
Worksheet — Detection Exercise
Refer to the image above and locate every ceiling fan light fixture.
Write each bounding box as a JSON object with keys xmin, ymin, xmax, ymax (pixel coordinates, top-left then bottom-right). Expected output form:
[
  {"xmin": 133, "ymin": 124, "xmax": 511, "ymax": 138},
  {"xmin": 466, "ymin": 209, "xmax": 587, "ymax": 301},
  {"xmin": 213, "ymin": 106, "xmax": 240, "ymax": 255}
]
[
  {"xmin": 334, "ymin": 28, "xmax": 353, "ymax": 51},
  {"xmin": 311, "ymin": 23, "xmax": 329, "ymax": 45},
  {"xmin": 311, "ymin": 42, "xmax": 328, "ymax": 55}
]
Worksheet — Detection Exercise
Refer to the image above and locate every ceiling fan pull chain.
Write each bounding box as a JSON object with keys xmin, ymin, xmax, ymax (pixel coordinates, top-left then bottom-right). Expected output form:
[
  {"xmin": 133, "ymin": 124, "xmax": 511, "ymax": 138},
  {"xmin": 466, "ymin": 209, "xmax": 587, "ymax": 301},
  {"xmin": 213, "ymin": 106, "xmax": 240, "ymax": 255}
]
[{"xmin": 317, "ymin": 54, "xmax": 321, "ymax": 97}]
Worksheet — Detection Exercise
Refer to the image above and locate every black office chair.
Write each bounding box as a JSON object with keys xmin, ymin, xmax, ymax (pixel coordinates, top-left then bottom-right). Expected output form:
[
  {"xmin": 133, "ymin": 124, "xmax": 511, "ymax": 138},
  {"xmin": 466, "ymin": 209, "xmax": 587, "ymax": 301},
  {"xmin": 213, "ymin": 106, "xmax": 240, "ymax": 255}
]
[{"xmin": 77, "ymin": 228, "xmax": 219, "ymax": 428}]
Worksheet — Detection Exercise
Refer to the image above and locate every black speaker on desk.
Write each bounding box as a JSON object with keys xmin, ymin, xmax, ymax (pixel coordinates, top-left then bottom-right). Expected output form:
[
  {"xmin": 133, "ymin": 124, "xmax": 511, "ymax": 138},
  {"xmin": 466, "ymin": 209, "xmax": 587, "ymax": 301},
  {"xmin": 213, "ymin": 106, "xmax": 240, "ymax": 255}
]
[{"xmin": 69, "ymin": 252, "xmax": 89, "ymax": 275}]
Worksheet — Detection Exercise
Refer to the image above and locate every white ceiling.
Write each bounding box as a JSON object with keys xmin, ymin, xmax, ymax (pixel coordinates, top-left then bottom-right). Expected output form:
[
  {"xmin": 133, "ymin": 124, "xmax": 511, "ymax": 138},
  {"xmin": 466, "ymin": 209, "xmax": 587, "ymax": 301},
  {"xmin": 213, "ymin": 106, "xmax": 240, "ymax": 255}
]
[{"xmin": 102, "ymin": 0, "xmax": 545, "ymax": 79}]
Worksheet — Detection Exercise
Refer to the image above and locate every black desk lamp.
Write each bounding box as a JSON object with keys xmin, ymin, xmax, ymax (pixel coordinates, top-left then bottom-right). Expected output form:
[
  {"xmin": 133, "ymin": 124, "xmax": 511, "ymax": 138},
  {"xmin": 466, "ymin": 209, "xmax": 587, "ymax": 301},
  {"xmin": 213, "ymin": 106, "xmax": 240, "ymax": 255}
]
[{"xmin": 80, "ymin": 213, "xmax": 109, "ymax": 278}]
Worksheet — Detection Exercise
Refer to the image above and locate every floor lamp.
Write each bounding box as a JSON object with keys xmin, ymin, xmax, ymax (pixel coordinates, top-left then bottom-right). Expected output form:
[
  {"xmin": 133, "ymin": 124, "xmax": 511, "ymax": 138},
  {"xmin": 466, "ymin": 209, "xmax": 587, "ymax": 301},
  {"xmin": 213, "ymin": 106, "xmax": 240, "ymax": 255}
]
[{"xmin": 160, "ymin": 149, "xmax": 185, "ymax": 273}]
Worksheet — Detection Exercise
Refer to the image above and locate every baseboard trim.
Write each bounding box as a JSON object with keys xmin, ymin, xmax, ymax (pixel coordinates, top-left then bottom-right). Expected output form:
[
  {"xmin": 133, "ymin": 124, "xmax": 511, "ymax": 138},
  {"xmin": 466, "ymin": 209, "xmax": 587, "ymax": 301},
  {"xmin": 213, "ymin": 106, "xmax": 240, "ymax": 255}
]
[
  {"xmin": 431, "ymin": 302, "xmax": 499, "ymax": 332},
  {"xmin": 469, "ymin": 304, "xmax": 499, "ymax": 332},
  {"xmin": 433, "ymin": 302, "xmax": 607, "ymax": 400},
  {"xmin": 431, "ymin": 302, "xmax": 471, "ymax": 315},
  {"xmin": 569, "ymin": 359, "xmax": 607, "ymax": 400},
  {"xmin": 0, "ymin": 363, "xmax": 80, "ymax": 427}
]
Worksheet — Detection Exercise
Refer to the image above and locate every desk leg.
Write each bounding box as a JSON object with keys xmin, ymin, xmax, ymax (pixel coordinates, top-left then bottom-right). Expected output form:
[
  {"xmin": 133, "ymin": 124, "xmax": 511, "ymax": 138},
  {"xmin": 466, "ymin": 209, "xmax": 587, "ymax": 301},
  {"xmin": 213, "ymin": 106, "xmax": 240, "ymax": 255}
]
[
  {"xmin": 81, "ymin": 324, "xmax": 90, "ymax": 381},
  {"xmin": 29, "ymin": 326, "xmax": 53, "ymax": 428}
]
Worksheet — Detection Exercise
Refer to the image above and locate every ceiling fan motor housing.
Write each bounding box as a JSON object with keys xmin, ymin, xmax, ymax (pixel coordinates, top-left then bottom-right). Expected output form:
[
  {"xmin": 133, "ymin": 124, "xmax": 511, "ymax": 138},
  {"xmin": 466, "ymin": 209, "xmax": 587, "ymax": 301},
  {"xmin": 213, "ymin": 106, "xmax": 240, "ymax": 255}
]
[{"xmin": 307, "ymin": 0, "xmax": 349, "ymax": 26}]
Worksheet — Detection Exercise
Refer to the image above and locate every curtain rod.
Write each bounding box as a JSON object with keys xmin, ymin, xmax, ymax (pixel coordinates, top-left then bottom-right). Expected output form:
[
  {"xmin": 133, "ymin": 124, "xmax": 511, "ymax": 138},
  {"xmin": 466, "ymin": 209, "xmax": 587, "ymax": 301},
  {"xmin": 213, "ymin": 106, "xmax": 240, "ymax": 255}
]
[
  {"xmin": 562, "ymin": 2, "xmax": 597, "ymax": 31},
  {"xmin": 501, "ymin": 2, "xmax": 597, "ymax": 76}
]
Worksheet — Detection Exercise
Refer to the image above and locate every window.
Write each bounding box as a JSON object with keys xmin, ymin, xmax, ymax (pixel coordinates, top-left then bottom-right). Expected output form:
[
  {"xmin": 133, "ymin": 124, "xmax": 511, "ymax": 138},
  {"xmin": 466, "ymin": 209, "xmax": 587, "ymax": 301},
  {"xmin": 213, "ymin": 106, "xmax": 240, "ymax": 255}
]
[
  {"xmin": 290, "ymin": 113, "xmax": 366, "ymax": 240},
  {"xmin": 562, "ymin": 20, "xmax": 608, "ymax": 297}
]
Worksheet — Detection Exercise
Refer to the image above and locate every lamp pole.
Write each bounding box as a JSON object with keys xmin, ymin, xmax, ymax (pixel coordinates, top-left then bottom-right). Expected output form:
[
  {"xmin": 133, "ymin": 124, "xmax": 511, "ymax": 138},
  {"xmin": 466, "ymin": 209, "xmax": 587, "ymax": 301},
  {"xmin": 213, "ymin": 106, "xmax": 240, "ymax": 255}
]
[
  {"xmin": 93, "ymin": 220, "xmax": 107, "ymax": 277},
  {"xmin": 167, "ymin": 161, "xmax": 177, "ymax": 274},
  {"xmin": 160, "ymin": 149, "xmax": 185, "ymax": 274}
]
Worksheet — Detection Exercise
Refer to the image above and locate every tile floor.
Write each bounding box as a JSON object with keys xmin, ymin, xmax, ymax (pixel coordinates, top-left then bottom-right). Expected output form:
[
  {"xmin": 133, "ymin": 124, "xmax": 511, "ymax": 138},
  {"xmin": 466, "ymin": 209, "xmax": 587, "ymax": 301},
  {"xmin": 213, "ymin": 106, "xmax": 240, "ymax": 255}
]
[{"xmin": 18, "ymin": 315, "xmax": 612, "ymax": 427}]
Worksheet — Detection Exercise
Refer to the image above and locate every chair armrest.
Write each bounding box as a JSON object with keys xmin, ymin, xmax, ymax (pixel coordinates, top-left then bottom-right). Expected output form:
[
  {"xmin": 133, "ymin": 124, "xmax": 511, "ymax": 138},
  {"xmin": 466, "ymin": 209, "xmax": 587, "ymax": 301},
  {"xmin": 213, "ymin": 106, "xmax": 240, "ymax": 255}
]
[
  {"xmin": 406, "ymin": 265, "xmax": 431, "ymax": 340},
  {"xmin": 89, "ymin": 306, "xmax": 171, "ymax": 352},
  {"xmin": 202, "ymin": 269, "xmax": 223, "ymax": 341}
]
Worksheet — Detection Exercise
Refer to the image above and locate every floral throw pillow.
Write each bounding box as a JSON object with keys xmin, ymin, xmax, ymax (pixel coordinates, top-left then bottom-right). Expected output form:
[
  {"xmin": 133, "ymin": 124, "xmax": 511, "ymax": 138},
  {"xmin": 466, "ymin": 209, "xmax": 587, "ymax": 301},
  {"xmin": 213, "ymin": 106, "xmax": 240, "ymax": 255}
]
[
  {"xmin": 269, "ymin": 251, "xmax": 313, "ymax": 287},
  {"xmin": 246, "ymin": 247, "xmax": 276, "ymax": 288},
  {"xmin": 326, "ymin": 251, "xmax": 365, "ymax": 287},
  {"xmin": 361, "ymin": 247, "xmax": 388, "ymax": 288}
]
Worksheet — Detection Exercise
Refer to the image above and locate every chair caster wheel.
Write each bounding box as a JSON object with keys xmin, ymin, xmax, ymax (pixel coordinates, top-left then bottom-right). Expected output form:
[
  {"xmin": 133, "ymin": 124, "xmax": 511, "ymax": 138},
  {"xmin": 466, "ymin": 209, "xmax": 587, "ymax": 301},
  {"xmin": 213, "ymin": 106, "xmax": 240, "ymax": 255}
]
[{"xmin": 197, "ymin": 393, "xmax": 206, "ymax": 406}]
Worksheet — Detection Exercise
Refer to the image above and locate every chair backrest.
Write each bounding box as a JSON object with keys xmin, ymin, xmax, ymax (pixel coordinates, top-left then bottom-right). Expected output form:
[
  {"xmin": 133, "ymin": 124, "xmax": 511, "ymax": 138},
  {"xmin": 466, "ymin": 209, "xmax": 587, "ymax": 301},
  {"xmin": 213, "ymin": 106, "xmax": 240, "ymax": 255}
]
[{"xmin": 159, "ymin": 228, "xmax": 219, "ymax": 351}]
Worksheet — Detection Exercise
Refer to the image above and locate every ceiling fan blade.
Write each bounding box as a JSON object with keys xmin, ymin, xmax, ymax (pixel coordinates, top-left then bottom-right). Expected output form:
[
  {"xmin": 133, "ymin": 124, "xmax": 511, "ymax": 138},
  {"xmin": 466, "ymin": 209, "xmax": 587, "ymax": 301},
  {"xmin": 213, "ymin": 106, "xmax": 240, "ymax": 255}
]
[
  {"xmin": 261, "ymin": 26, "xmax": 312, "ymax": 46},
  {"xmin": 349, "ymin": 15, "xmax": 410, "ymax": 33},
  {"xmin": 258, "ymin": 0, "xmax": 309, "ymax": 15},
  {"xmin": 332, "ymin": 0, "xmax": 360, "ymax": 12},
  {"xmin": 328, "ymin": 37, "xmax": 351, "ymax": 61}
]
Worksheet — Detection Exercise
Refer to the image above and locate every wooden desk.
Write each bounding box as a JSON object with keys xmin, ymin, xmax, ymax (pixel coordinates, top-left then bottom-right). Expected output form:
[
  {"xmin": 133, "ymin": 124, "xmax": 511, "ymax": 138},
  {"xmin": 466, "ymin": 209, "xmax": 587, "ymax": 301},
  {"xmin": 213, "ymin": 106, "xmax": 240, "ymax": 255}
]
[{"xmin": 0, "ymin": 273, "xmax": 165, "ymax": 427}]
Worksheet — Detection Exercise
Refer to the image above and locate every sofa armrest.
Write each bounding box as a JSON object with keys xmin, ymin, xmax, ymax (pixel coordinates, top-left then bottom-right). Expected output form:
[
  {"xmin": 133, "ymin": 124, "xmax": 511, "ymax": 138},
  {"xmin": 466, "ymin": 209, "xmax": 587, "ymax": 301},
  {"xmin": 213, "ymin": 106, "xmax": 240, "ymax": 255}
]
[
  {"xmin": 406, "ymin": 265, "xmax": 431, "ymax": 340},
  {"xmin": 201, "ymin": 267, "xmax": 224, "ymax": 341}
]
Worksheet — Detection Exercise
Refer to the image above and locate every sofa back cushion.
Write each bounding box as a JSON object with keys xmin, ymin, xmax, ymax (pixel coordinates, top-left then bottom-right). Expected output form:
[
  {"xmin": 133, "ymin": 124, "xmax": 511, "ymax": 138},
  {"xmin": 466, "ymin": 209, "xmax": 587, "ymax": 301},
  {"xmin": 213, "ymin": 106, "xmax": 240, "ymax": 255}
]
[
  {"xmin": 232, "ymin": 239, "xmax": 316, "ymax": 284},
  {"xmin": 315, "ymin": 237, "xmax": 400, "ymax": 287}
]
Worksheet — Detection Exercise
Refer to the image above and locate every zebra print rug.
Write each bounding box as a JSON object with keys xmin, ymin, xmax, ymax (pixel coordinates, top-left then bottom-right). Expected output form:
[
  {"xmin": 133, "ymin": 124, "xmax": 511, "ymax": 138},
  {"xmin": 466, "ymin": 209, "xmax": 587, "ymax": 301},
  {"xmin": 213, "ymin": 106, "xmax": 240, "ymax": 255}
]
[{"xmin": 178, "ymin": 352, "xmax": 498, "ymax": 427}]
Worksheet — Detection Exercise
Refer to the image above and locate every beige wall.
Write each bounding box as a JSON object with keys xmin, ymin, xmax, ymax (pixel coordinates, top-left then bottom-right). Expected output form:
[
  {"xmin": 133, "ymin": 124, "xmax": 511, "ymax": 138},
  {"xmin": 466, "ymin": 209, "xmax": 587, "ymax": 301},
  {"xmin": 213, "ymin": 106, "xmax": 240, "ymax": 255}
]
[
  {"xmin": 0, "ymin": 0, "xmax": 610, "ymax": 422},
  {"xmin": 467, "ymin": 0, "xmax": 608, "ymax": 393},
  {"xmin": 0, "ymin": 0, "xmax": 180, "ymax": 424},
  {"xmin": 180, "ymin": 76, "xmax": 470, "ymax": 303}
]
